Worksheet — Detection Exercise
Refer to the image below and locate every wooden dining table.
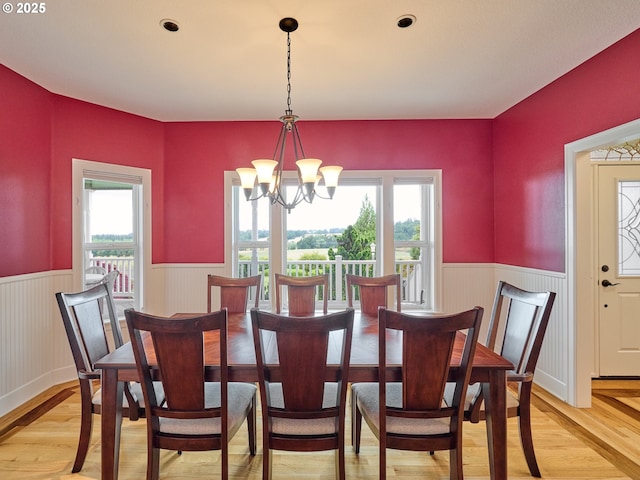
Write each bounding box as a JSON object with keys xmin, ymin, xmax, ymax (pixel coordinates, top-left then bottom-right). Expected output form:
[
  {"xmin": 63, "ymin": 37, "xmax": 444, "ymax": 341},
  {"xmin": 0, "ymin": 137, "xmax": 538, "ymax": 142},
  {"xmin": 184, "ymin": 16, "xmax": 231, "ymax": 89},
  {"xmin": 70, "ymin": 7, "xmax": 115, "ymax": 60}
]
[{"xmin": 95, "ymin": 310, "xmax": 514, "ymax": 480}]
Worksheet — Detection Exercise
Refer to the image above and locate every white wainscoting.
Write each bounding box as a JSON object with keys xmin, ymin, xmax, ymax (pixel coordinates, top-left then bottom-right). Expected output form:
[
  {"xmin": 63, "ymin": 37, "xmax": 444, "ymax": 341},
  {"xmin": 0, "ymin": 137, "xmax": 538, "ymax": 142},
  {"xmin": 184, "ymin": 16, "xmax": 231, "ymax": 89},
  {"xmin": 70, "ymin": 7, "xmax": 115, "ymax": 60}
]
[
  {"xmin": 0, "ymin": 262, "xmax": 568, "ymax": 418},
  {"xmin": 148, "ymin": 264, "xmax": 227, "ymax": 316},
  {"xmin": 0, "ymin": 271, "xmax": 75, "ymax": 417}
]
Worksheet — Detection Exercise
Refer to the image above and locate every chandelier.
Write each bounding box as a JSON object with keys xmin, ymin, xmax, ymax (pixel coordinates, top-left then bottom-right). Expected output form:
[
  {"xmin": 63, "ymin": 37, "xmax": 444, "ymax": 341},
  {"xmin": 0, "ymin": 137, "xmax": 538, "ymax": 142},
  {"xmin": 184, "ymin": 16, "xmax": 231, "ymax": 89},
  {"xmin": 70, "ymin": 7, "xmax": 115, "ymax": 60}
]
[{"xmin": 236, "ymin": 17, "xmax": 342, "ymax": 213}]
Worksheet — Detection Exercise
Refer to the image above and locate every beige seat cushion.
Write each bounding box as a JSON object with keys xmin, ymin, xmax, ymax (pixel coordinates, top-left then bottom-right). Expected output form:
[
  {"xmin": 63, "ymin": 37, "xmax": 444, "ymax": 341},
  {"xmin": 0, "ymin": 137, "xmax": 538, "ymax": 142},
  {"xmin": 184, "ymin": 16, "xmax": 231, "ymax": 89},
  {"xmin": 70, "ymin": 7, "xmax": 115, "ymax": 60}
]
[
  {"xmin": 443, "ymin": 382, "xmax": 519, "ymax": 411},
  {"xmin": 92, "ymin": 381, "xmax": 165, "ymax": 409},
  {"xmin": 352, "ymin": 382, "xmax": 451, "ymax": 435},
  {"xmin": 157, "ymin": 382, "xmax": 256, "ymax": 435},
  {"xmin": 267, "ymin": 382, "xmax": 340, "ymax": 436}
]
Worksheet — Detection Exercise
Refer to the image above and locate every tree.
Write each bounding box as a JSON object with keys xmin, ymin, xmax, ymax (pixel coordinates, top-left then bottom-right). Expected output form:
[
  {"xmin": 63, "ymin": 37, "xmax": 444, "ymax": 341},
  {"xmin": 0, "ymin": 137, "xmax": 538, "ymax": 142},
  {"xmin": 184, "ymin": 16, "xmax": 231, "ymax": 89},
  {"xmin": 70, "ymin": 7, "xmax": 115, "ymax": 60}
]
[{"xmin": 329, "ymin": 195, "xmax": 376, "ymax": 260}]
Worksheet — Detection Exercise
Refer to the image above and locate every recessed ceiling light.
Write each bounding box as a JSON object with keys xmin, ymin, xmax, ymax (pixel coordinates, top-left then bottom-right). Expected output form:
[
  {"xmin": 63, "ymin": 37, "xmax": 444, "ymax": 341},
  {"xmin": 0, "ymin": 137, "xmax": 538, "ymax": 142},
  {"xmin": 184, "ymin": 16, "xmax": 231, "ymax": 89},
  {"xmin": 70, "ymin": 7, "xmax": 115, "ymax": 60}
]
[
  {"xmin": 396, "ymin": 14, "xmax": 416, "ymax": 28},
  {"xmin": 160, "ymin": 19, "xmax": 180, "ymax": 32}
]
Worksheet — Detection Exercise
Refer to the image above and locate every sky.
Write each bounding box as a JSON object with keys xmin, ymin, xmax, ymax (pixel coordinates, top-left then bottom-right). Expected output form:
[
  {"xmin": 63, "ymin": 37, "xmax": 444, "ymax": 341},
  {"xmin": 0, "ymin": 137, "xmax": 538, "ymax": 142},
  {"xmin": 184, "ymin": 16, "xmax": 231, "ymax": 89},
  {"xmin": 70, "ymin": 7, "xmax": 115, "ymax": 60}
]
[
  {"xmin": 90, "ymin": 184, "xmax": 420, "ymax": 235},
  {"xmin": 237, "ymin": 183, "xmax": 420, "ymax": 232},
  {"xmin": 90, "ymin": 190, "xmax": 133, "ymax": 235}
]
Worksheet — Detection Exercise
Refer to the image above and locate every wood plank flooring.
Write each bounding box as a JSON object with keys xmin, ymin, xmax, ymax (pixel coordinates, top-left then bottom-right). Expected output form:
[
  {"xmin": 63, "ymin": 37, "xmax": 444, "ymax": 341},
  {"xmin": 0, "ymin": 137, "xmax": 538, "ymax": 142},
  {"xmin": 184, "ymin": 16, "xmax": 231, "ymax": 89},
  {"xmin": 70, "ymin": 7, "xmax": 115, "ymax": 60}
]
[{"xmin": 0, "ymin": 380, "xmax": 638, "ymax": 479}]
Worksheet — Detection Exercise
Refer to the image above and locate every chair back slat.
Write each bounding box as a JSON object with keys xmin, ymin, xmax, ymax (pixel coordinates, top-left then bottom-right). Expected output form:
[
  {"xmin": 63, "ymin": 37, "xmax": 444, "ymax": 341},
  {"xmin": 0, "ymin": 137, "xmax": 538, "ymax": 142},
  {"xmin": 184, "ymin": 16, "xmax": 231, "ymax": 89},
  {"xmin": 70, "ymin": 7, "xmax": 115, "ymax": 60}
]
[
  {"xmin": 207, "ymin": 274, "xmax": 261, "ymax": 314},
  {"xmin": 152, "ymin": 330, "xmax": 206, "ymax": 410},
  {"xmin": 74, "ymin": 300, "xmax": 110, "ymax": 367},
  {"xmin": 275, "ymin": 274, "xmax": 329, "ymax": 315},
  {"xmin": 276, "ymin": 329, "xmax": 330, "ymax": 411},
  {"xmin": 402, "ymin": 330, "xmax": 456, "ymax": 410},
  {"xmin": 346, "ymin": 274, "xmax": 401, "ymax": 315}
]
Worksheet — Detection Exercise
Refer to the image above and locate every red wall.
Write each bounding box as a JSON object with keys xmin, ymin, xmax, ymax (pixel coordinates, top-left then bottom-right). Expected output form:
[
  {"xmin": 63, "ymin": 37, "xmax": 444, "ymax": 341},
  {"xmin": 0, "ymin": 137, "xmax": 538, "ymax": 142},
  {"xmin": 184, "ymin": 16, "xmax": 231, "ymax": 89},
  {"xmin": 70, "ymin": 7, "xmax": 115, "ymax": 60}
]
[
  {"xmin": 50, "ymin": 96, "xmax": 166, "ymax": 268},
  {"xmin": 0, "ymin": 66, "xmax": 52, "ymax": 277},
  {"xmin": 163, "ymin": 119, "xmax": 494, "ymax": 263},
  {"xmin": 2, "ymin": 28, "xmax": 639, "ymax": 277},
  {"xmin": 493, "ymin": 28, "xmax": 640, "ymax": 272}
]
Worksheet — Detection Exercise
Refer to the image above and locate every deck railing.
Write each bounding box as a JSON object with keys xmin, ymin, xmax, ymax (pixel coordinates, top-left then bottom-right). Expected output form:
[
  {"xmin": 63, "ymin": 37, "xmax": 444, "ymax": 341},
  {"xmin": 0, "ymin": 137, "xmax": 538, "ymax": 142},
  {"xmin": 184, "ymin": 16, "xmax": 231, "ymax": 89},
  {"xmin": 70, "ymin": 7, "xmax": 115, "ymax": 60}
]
[
  {"xmin": 88, "ymin": 257, "xmax": 135, "ymax": 298},
  {"xmin": 239, "ymin": 255, "xmax": 424, "ymax": 308},
  {"xmin": 88, "ymin": 256, "xmax": 424, "ymax": 307}
]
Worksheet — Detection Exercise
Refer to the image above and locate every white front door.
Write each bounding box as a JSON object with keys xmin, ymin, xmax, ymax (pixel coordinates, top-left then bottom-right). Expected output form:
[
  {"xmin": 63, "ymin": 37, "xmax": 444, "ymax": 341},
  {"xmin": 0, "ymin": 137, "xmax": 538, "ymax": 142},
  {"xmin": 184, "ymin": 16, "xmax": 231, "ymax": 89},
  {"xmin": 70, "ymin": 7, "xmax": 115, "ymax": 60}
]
[{"xmin": 597, "ymin": 164, "xmax": 640, "ymax": 375}]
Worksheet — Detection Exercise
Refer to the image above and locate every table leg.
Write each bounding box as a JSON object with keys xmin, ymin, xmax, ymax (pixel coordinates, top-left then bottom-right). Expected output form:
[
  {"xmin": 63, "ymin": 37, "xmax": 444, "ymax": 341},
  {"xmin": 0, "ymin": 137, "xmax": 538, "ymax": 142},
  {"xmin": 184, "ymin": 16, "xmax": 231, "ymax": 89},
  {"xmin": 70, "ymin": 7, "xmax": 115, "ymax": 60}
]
[
  {"xmin": 101, "ymin": 368, "xmax": 123, "ymax": 480},
  {"xmin": 483, "ymin": 370, "xmax": 507, "ymax": 480}
]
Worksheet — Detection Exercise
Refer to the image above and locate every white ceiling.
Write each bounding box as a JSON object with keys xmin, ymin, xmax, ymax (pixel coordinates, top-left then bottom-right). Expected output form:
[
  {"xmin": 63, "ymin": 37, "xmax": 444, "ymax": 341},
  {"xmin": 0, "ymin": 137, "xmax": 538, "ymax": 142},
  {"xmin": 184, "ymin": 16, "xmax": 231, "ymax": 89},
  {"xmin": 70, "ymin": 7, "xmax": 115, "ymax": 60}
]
[{"xmin": 1, "ymin": 0, "xmax": 639, "ymax": 122}]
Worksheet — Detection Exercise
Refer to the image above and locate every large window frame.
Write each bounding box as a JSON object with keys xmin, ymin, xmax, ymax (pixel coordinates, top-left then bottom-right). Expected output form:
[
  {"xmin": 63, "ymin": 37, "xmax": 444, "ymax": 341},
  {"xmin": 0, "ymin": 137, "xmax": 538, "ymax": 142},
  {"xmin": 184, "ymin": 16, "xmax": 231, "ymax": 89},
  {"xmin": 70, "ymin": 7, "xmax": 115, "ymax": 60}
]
[
  {"xmin": 224, "ymin": 169, "xmax": 442, "ymax": 311},
  {"xmin": 72, "ymin": 159, "xmax": 152, "ymax": 314}
]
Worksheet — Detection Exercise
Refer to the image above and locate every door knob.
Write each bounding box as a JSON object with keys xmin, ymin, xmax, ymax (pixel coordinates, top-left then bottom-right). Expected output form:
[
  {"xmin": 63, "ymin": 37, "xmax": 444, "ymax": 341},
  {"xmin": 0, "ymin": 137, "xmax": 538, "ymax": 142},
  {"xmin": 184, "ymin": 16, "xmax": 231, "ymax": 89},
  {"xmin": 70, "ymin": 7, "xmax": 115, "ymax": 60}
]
[{"xmin": 601, "ymin": 279, "xmax": 620, "ymax": 287}]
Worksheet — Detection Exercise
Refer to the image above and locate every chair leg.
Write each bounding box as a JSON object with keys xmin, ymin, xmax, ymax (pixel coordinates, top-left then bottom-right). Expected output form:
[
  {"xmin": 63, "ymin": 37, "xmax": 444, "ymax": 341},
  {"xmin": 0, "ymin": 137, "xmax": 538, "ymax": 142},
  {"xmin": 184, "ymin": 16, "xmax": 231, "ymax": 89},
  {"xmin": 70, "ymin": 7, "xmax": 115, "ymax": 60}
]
[
  {"xmin": 263, "ymin": 447, "xmax": 273, "ymax": 480},
  {"xmin": 449, "ymin": 446, "xmax": 463, "ymax": 480},
  {"xmin": 336, "ymin": 440, "xmax": 346, "ymax": 480},
  {"xmin": 351, "ymin": 392, "xmax": 362, "ymax": 453},
  {"xmin": 248, "ymin": 394, "xmax": 257, "ymax": 455},
  {"xmin": 147, "ymin": 444, "xmax": 160, "ymax": 480},
  {"xmin": 72, "ymin": 393, "xmax": 93, "ymax": 473},
  {"xmin": 518, "ymin": 388, "xmax": 541, "ymax": 477},
  {"xmin": 221, "ymin": 442, "xmax": 228, "ymax": 480}
]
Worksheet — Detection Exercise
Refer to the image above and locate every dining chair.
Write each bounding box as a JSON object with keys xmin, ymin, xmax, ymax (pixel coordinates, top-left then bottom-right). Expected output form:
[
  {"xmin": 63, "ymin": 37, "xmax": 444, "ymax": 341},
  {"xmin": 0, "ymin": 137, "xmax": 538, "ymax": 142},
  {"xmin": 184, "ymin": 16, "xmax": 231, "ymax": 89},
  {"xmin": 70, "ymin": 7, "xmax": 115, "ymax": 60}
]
[
  {"xmin": 274, "ymin": 273, "xmax": 328, "ymax": 315},
  {"xmin": 126, "ymin": 309, "xmax": 257, "ymax": 480},
  {"xmin": 455, "ymin": 281, "xmax": 556, "ymax": 477},
  {"xmin": 207, "ymin": 274, "xmax": 261, "ymax": 313},
  {"xmin": 351, "ymin": 307, "xmax": 483, "ymax": 480},
  {"xmin": 56, "ymin": 282, "xmax": 149, "ymax": 472},
  {"xmin": 250, "ymin": 308, "xmax": 354, "ymax": 480},
  {"xmin": 346, "ymin": 273, "xmax": 401, "ymax": 314}
]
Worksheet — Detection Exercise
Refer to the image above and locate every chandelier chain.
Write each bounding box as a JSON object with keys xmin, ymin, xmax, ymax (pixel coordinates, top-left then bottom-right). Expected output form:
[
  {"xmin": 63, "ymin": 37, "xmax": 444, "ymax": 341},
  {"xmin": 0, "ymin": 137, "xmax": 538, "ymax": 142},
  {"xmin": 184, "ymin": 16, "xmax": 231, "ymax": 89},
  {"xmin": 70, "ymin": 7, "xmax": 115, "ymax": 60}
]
[{"xmin": 286, "ymin": 32, "xmax": 292, "ymax": 114}]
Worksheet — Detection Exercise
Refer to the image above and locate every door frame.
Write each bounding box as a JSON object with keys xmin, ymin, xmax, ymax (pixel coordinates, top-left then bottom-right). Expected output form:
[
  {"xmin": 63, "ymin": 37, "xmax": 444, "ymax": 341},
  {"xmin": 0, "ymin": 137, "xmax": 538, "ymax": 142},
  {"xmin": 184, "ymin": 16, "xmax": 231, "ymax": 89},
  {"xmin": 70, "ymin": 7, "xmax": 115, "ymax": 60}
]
[
  {"xmin": 72, "ymin": 159, "xmax": 152, "ymax": 312},
  {"xmin": 565, "ymin": 117, "xmax": 640, "ymax": 407}
]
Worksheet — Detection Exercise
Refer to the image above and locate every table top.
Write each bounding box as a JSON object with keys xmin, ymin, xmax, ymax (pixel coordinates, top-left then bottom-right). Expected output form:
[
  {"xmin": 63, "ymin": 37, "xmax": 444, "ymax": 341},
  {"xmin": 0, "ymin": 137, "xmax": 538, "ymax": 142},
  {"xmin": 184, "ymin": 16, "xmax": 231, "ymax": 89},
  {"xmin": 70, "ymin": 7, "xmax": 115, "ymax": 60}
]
[{"xmin": 95, "ymin": 310, "xmax": 513, "ymax": 383}]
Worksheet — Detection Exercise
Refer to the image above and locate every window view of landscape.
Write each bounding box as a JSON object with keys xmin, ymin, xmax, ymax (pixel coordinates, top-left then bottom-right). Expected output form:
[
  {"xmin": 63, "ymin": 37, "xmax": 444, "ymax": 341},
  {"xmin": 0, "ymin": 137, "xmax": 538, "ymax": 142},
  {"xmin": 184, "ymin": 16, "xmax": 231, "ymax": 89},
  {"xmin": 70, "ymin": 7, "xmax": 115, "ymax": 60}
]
[
  {"xmin": 235, "ymin": 180, "xmax": 432, "ymax": 308},
  {"xmin": 84, "ymin": 182, "xmax": 137, "ymax": 302}
]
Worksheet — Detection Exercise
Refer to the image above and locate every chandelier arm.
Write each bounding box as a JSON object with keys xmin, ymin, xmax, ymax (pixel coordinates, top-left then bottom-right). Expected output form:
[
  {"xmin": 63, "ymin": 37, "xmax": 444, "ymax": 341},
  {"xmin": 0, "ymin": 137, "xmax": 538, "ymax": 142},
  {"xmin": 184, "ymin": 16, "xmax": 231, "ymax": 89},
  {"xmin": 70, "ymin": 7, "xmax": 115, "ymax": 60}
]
[
  {"xmin": 291, "ymin": 122, "xmax": 307, "ymax": 161},
  {"xmin": 269, "ymin": 122, "xmax": 288, "ymax": 206}
]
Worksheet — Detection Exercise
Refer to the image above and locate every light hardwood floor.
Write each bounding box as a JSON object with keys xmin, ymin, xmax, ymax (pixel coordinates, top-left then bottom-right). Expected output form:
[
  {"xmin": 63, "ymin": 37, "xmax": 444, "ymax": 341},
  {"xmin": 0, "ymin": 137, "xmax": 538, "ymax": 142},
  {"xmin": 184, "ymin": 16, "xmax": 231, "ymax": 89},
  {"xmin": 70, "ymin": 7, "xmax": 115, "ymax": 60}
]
[{"xmin": 0, "ymin": 380, "xmax": 637, "ymax": 479}]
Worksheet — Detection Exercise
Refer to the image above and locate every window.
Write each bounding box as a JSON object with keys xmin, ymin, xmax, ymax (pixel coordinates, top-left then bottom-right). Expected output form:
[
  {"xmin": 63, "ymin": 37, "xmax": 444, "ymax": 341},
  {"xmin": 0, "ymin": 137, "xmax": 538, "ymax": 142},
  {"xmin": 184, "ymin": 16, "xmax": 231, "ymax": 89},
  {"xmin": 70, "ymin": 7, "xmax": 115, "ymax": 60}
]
[
  {"xmin": 73, "ymin": 160, "xmax": 151, "ymax": 317},
  {"xmin": 226, "ymin": 169, "xmax": 441, "ymax": 311}
]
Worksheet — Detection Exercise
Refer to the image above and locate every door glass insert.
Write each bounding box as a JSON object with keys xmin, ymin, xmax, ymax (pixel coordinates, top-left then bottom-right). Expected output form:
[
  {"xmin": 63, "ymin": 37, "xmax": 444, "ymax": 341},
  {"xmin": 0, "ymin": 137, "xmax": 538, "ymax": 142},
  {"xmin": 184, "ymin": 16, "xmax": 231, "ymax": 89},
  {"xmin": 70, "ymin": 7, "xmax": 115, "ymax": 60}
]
[{"xmin": 618, "ymin": 180, "xmax": 640, "ymax": 276}]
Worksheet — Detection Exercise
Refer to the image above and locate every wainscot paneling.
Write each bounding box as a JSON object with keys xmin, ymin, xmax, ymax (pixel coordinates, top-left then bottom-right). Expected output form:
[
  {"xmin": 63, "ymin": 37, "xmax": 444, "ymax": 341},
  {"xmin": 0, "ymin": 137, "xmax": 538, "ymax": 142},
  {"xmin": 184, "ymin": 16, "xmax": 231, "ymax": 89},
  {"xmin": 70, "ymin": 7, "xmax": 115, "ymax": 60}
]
[
  {"xmin": 0, "ymin": 263, "xmax": 569, "ymax": 419},
  {"xmin": 150, "ymin": 263, "xmax": 226, "ymax": 316},
  {"xmin": 443, "ymin": 263, "xmax": 568, "ymax": 402},
  {"xmin": 0, "ymin": 271, "xmax": 75, "ymax": 417}
]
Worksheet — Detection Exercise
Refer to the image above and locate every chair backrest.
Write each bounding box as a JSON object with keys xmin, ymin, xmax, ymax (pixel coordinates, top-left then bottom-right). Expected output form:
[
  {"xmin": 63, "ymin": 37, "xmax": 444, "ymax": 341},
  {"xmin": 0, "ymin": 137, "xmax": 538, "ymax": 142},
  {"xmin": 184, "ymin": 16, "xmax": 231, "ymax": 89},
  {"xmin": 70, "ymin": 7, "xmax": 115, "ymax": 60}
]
[
  {"xmin": 379, "ymin": 307, "xmax": 483, "ymax": 425},
  {"xmin": 466, "ymin": 281, "xmax": 555, "ymax": 420},
  {"xmin": 85, "ymin": 265, "xmax": 106, "ymax": 276},
  {"xmin": 250, "ymin": 308, "xmax": 354, "ymax": 424},
  {"xmin": 346, "ymin": 274, "xmax": 401, "ymax": 315},
  {"xmin": 274, "ymin": 273, "xmax": 328, "ymax": 315},
  {"xmin": 100, "ymin": 269, "xmax": 119, "ymax": 290},
  {"xmin": 485, "ymin": 281, "xmax": 556, "ymax": 377},
  {"xmin": 56, "ymin": 282, "xmax": 123, "ymax": 378},
  {"xmin": 207, "ymin": 274, "xmax": 261, "ymax": 313},
  {"xmin": 126, "ymin": 309, "xmax": 228, "ymax": 420}
]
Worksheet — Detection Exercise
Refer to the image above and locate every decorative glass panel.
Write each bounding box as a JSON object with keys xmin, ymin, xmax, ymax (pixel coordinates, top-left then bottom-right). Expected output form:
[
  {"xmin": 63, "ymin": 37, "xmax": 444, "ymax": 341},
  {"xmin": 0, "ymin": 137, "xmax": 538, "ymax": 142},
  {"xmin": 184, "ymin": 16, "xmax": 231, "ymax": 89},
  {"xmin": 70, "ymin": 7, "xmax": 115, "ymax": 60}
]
[{"xmin": 618, "ymin": 180, "xmax": 640, "ymax": 276}]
